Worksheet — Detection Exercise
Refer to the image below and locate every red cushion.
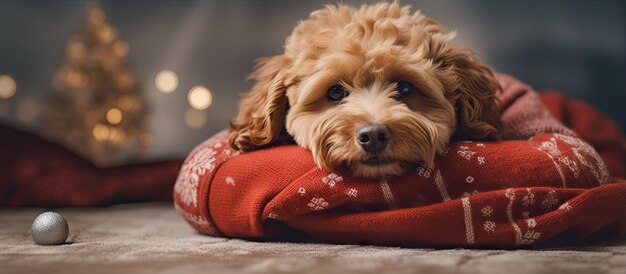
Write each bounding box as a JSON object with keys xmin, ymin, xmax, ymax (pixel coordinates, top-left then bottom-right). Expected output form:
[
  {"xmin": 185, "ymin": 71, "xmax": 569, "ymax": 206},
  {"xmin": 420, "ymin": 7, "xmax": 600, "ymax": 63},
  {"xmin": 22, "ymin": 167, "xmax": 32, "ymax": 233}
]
[{"xmin": 174, "ymin": 75, "xmax": 626, "ymax": 248}]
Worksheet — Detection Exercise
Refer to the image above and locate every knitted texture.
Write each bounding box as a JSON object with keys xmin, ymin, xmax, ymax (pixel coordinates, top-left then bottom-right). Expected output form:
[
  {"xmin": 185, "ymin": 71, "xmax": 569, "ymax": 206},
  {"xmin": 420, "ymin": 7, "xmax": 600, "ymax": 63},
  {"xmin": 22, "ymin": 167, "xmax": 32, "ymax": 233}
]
[
  {"xmin": 497, "ymin": 74, "xmax": 576, "ymax": 139},
  {"xmin": 174, "ymin": 74, "xmax": 626, "ymax": 248}
]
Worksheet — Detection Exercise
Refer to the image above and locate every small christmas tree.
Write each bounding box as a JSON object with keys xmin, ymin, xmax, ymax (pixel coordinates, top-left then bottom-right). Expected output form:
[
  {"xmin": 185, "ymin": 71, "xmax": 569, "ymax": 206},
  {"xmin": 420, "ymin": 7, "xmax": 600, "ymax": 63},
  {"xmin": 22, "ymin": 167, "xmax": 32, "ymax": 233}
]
[{"xmin": 45, "ymin": 6, "xmax": 149, "ymax": 167}]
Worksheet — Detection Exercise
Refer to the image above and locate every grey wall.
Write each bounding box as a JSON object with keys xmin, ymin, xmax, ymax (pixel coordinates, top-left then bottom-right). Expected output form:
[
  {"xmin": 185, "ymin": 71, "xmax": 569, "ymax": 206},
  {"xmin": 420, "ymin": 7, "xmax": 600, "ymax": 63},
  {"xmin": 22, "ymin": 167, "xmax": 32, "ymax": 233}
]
[{"xmin": 0, "ymin": 0, "xmax": 624, "ymax": 161}]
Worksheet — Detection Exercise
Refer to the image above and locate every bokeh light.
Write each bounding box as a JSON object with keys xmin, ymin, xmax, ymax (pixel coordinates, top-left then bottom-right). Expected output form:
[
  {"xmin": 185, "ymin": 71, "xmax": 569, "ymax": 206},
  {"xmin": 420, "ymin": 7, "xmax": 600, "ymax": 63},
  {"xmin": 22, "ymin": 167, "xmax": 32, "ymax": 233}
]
[
  {"xmin": 112, "ymin": 41, "xmax": 129, "ymax": 57},
  {"xmin": 0, "ymin": 75, "xmax": 17, "ymax": 99},
  {"xmin": 67, "ymin": 38, "xmax": 86, "ymax": 60},
  {"xmin": 184, "ymin": 108, "xmax": 207, "ymax": 129},
  {"xmin": 106, "ymin": 108, "xmax": 123, "ymax": 125},
  {"xmin": 88, "ymin": 8, "xmax": 105, "ymax": 25},
  {"xmin": 139, "ymin": 132, "xmax": 153, "ymax": 147},
  {"xmin": 97, "ymin": 25, "xmax": 115, "ymax": 43},
  {"xmin": 187, "ymin": 86, "xmax": 212, "ymax": 110},
  {"xmin": 93, "ymin": 124, "xmax": 109, "ymax": 141},
  {"xmin": 108, "ymin": 127, "xmax": 125, "ymax": 143},
  {"xmin": 155, "ymin": 70, "xmax": 178, "ymax": 93}
]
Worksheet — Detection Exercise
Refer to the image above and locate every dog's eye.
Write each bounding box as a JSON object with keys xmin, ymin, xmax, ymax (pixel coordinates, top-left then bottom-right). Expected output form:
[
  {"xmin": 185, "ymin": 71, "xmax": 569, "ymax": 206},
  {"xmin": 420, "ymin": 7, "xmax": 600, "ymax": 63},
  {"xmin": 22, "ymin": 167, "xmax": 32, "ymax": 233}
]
[
  {"xmin": 395, "ymin": 81, "xmax": 415, "ymax": 99},
  {"xmin": 327, "ymin": 85, "xmax": 348, "ymax": 102}
]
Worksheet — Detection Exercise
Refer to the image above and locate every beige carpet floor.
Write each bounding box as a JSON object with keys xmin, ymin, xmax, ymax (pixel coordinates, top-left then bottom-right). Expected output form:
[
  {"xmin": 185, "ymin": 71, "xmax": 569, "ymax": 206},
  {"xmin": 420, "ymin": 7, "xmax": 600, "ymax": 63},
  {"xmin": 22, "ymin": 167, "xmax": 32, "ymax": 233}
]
[{"xmin": 1, "ymin": 203, "xmax": 625, "ymax": 274}]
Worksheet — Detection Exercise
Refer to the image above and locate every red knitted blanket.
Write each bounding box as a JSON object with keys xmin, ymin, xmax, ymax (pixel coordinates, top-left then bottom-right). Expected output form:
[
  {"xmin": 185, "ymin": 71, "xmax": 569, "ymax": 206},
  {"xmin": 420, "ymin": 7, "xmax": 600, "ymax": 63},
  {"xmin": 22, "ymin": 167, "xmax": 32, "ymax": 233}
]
[{"xmin": 174, "ymin": 74, "xmax": 626, "ymax": 248}]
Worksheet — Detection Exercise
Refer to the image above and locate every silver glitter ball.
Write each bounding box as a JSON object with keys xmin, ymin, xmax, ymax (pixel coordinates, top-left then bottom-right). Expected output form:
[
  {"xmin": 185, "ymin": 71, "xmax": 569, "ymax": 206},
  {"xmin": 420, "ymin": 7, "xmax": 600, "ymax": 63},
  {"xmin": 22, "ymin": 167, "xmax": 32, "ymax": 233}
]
[{"xmin": 31, "ymin": 211, "xmax": 69, "ymax": 245}]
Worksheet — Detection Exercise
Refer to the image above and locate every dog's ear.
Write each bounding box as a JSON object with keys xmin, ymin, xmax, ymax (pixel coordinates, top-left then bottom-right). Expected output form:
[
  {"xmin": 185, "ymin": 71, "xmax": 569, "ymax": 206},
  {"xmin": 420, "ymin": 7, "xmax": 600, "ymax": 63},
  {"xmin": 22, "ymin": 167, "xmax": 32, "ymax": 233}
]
[
  {"xmin": 437, "ymin": 46, "xmax": 502, "ymax": 140},
  {"xmin": 229, "ymin": 55, "xmax": 293, "ymax": 151}
]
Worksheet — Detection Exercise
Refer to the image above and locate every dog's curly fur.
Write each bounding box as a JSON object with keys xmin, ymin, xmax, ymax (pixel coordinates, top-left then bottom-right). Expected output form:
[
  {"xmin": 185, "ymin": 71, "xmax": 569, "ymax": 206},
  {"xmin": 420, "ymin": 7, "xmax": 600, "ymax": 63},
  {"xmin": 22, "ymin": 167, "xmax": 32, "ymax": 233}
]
[{"xmin": 229, "ymin": 2, "xmax": 502, "ymax": 178}]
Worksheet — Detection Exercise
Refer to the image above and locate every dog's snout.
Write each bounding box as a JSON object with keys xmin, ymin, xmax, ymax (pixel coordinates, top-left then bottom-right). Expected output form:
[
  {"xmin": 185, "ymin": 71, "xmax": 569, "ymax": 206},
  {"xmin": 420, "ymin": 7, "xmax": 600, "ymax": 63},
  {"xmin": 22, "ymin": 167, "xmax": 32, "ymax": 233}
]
[{"xmin": 356, "ymin": 124, "xmax": 390, "ymax": 153}]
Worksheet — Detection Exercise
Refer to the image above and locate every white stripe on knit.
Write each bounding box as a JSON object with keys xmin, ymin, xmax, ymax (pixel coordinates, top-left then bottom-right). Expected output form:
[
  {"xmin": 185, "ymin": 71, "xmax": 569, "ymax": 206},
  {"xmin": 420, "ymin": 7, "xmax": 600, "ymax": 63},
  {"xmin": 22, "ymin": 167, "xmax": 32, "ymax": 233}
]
[
  {"xmin": 461, "ymin": 197, "xmax": 475, "ymax": 245},
  {"xmin": 380, "ymin": 179, "xmax": 397, "ymax": 210},
  {"xmin": 434, "ymin": 170, "xmax": 451, "ymax": 202},
  {"xmin": 505, "ymin": 188, "xmax": 523, "ymax": 246}
]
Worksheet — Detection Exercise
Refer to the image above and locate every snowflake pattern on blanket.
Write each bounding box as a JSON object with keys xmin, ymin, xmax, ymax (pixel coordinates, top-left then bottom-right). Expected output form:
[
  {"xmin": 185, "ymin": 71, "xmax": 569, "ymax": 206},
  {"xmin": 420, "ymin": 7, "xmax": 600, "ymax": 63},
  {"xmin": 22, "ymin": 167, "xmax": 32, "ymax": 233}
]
[{"xmin": 173, "ymin": 74, "xmax": 625, "ymax": 247}]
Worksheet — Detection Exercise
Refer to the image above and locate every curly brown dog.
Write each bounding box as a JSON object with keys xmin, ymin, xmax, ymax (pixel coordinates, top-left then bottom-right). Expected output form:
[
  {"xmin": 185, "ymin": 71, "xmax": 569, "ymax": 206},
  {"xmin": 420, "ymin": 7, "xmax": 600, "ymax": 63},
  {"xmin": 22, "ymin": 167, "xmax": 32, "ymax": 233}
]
[{"xmin": 230, "ymin": 2, "xmax": 501, "ymax": 178}]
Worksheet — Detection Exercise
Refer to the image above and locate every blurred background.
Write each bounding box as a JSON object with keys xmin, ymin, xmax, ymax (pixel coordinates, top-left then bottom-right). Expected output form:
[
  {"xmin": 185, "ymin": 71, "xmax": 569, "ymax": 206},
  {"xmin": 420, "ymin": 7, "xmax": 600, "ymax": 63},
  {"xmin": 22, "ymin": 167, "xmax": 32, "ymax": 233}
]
[{"xmin": 0, "ymin": 0, "xmax": 624, "ymax": 166}]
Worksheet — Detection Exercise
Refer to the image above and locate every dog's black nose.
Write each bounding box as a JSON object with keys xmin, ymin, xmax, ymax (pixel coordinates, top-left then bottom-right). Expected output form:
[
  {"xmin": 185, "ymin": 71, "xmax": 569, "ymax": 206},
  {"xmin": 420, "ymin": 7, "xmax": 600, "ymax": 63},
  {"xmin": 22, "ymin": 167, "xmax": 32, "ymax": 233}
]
[{"xmin": 356, "ymin": 124, "xmax": 390, "ymax": 153}]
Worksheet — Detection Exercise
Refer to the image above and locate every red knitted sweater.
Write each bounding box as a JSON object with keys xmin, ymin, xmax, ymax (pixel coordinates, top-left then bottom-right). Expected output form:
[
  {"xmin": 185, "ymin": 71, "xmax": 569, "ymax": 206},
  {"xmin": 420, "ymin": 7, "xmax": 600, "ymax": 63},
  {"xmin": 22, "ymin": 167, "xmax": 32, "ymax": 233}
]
[{"xmin": 174, "ymin": 74, "xmax": 626, "ymax": 248}]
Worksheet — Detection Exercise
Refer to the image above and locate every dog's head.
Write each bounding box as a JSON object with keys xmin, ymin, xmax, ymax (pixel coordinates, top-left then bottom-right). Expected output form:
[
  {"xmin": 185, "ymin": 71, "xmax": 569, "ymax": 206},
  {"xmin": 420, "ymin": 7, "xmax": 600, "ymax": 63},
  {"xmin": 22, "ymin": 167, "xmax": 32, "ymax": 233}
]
[{"xmin": 229, "ymin": 3, "xmax": 501, "ymax": 178}]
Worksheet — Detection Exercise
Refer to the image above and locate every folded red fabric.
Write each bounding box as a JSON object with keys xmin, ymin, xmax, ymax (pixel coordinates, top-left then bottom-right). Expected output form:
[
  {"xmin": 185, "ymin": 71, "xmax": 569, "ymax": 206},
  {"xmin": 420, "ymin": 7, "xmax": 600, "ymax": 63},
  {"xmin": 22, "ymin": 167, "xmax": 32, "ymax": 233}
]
[
  {"xmin": 0, "ymin": 124, "xmax": 183, "ymax": 207},
  {"xmin": 174, "ymin": 74, "xmax": 626, "ymax": 248}
]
